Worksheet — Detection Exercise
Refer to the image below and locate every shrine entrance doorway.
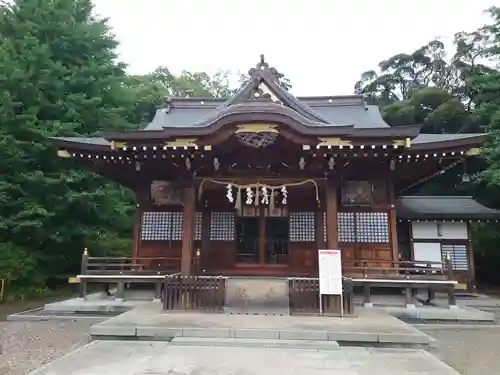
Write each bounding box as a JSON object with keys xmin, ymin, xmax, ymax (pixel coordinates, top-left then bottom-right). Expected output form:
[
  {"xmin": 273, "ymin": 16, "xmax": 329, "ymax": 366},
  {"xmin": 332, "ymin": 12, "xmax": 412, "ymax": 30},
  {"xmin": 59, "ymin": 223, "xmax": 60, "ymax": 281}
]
[{"xmin": 235, "ymin": 208, "xmax": 289, "ymax": 265}]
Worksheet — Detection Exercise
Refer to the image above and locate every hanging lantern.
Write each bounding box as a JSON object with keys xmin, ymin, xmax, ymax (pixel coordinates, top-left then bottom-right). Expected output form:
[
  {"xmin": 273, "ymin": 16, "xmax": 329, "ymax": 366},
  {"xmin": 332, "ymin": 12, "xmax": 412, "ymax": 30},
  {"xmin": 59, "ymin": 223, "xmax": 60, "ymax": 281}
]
[
  {"xmin": 261, "ymin": 187, "xmax": 269, "ymax": 204},
  {"xmin": 226, "ymin": 184, "xmax": 234, "ymax": 203},
  {"xmin": 281, "ymin": 186, "xmax": 288, "ymax": 204},
  {"xmin": 245, "ymin": 188, "xmax": 254, "ymax": 205}
]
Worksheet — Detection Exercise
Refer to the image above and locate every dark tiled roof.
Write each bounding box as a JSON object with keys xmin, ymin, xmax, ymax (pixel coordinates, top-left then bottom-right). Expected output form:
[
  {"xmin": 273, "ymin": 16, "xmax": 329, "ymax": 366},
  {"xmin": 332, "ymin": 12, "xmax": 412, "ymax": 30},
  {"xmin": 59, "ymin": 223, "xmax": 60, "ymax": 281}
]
[
  {"xmin": 396, "ymin": 196, "xmax": 500, "ymax": 220},
  {"xmin": 412, "ymin": 133, "xmax": 488, "ymax": 144},
  {"xmin": 50, "ymin": 132, "xmax": 486, "ymax": 149},
  {"xmin": 53, "ymin": 137, "xmax": 110, "ymax": 146},
  {"xmin": 144, "ymin": 97, "xmax": 390, "ymax": 130}
]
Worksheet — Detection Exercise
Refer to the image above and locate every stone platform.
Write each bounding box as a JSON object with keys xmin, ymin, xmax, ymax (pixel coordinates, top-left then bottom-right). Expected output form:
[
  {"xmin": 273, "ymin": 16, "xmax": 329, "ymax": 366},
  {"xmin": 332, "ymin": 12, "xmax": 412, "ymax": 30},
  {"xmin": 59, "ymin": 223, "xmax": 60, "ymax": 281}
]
[
  {"xmin": 44, "ymin": 297, "xmax": 148, "ymax": 313},
  {"xmin": 383, "ymin": 305, "xmax": 495, "ymax": 321},
  {"xmin": 90, "ymin": 301, "xmax": 432, "ymax": 348},
  {"xmin": 27, "ymin": 340, "xmax": 461, "ymax": 375}
]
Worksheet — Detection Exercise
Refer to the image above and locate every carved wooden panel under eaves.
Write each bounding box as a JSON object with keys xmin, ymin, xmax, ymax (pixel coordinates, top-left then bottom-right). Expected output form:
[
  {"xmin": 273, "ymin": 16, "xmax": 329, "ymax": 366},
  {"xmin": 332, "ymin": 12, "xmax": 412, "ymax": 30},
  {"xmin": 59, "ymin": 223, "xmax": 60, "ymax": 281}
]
[
  {"xmin": 210, "ymin": 212, "xmax": 235, "ymax": 241},
  {"xmin": 289, "ymin": 212, "xmax": 316, "ymax": 242}
]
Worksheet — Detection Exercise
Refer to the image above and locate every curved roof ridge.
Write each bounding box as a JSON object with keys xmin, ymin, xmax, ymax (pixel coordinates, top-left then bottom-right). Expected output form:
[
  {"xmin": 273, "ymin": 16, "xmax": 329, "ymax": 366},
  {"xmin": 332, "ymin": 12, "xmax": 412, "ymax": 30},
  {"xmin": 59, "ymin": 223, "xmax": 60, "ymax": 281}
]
[
  {"xmin": 188, "ymin": 101, "xmax": 346, "ymax": 129},
  {"xmin": 217, "ymin": 55, "xmax": 332, "ymax": 124}
]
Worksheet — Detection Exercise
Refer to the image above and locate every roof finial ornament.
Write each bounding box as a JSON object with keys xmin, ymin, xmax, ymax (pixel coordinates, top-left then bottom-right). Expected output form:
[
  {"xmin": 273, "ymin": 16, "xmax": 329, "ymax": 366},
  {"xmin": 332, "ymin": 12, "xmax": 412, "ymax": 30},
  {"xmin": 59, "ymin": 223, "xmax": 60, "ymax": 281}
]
[{"xmin": 256, "ymin": 54, "xmax": 269, "ymax": 71}]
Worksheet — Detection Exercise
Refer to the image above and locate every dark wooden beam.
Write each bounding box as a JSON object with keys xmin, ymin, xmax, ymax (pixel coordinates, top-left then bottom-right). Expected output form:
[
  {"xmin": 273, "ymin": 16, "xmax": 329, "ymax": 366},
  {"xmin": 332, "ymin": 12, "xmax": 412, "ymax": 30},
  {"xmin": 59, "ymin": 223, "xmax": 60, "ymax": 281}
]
[
  {"xmin": 181, "ymin": 185, "xmax": 196, "ymax": 276},
  {"xmin": 325, "ymin": 181, "xmax": 339, "ymax": 249}
]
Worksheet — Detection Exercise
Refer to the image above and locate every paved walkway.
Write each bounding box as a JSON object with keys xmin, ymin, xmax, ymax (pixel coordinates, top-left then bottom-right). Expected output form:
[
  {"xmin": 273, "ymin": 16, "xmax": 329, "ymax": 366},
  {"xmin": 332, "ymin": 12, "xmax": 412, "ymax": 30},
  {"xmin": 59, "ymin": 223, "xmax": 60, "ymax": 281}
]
[{"xmin": 28, "ymin": 340, "xmax": 460, "ymax": 375}]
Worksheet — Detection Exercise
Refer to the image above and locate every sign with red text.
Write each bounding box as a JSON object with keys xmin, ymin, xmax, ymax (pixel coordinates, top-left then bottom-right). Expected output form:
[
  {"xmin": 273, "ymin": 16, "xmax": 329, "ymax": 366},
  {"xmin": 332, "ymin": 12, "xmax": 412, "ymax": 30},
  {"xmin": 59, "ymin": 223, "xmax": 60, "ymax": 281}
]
[{"xmin": 318, "ymin": 249, "xmax": 342, "ymax": 295}]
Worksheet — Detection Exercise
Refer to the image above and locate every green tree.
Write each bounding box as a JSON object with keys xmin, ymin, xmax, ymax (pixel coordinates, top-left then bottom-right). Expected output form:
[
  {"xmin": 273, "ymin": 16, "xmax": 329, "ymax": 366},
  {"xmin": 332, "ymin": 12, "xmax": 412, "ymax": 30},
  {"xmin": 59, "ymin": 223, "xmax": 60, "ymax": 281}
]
[
  {"xmin": 0, "ymin": 0, "xmax": 134, "ymax": 294},
  {"xmin": 353, "ymin": 35, "xmax": 490, "ymax": 133},
  {"xmin": 125, "ymin": 67, "xmax": 238, "ymax": 125}
]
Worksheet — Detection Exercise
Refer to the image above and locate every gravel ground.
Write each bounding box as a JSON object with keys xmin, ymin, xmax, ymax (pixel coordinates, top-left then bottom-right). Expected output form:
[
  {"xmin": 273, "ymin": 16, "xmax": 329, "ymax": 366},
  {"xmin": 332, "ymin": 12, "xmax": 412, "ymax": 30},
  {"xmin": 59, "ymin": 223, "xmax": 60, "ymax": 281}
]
[
  {"xmin": 421, "ymin": 327, "xmax": 500, "ymax": 375},
  {"xmin": 1, "ymin": 320, "xmax": 500, "ymax": 375},
  {"xmin": 0, "ymin": 320, "xmax": 97, "ymax": 375}
]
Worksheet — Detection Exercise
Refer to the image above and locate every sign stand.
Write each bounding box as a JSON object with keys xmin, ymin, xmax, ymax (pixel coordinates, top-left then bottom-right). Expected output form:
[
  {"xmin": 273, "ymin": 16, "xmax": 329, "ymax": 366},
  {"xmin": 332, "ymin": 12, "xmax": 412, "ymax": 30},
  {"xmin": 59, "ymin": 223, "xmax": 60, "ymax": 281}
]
[
  {"xmin": 318, "ymin": 249, "xmax": 343, "ymax": 317},
  {"xmin": 319, "ymin": 292, "xmax": 323, "ymax": 316}
]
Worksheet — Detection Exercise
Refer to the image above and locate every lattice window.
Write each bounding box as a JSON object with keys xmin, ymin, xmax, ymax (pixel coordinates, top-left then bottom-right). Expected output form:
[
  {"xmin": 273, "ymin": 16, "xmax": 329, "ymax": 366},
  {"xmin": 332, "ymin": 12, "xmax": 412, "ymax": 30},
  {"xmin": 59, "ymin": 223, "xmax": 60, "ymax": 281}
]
[
  {"xmin": 210, "ymin": 212, "xmax": 235, "ymax": 241},
  {"xmin": 289, "ymin": 212, "xmax": 316, "ymax": 242},
  {"xmin": 442, "ymin": 244, "xmax": 468, "ymax": 271},
  {"xmin": 337, "ymin": 212, "xmax": 355, "ymax": 243},
  {"xmin": 324, "ymin": 212, "xmax": 327, "ymax": 242},
  {"xmin": 194, "ymin": 212, "xmax": 202, "ymax": 241},
  {"xmin": 141, "ymin": 212, "xmax": 171, "ymax": 240},
  {"xmin": 356, "ymin": 212, "xmax": 389, "ymax": 243},
  {"xmin": 170, "ymin": 212, "xmax": 183, "ymax": 240}
]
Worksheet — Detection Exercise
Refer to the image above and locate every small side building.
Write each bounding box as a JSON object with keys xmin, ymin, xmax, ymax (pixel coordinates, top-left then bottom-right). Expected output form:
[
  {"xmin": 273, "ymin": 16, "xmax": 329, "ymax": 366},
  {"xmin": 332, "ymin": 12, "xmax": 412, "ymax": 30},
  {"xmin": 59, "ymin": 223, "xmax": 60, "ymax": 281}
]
[{"xmin": 397, "ymin": 196, "xmax": 500, "ymax": 289}]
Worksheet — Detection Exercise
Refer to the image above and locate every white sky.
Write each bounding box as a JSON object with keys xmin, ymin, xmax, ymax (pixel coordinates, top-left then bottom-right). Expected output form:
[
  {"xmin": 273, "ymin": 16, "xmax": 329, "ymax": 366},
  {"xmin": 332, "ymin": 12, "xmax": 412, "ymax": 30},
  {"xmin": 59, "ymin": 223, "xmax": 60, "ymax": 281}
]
[{"xmin": 92, "ymin": 0, "xmax": 494, "ymax": 96}]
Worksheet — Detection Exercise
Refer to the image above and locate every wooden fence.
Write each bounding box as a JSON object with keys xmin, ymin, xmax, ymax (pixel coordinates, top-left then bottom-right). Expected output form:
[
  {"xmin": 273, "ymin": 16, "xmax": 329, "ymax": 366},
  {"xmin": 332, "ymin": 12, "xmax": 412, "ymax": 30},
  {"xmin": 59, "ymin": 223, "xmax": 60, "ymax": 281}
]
[
  {"xmin": 162, "ymin": 275, "xmax": 227, "ymax": 312},
  {"xmin": 288, "ymin": 277, "xmax": 355, "ymax": 316}
]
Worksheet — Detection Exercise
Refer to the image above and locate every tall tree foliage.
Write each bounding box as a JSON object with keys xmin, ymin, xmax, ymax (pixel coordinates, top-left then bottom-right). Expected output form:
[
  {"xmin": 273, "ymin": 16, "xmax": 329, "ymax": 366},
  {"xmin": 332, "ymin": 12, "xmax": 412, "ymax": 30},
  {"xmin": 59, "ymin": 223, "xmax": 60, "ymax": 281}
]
[
  {"xmin": 354, "ymin": 33, "xmax": 495, "ymax": 134},
  {"xmin": 355, "ymin": 7, "xmax": 500, "ymax": 284},
  {"xmin": 125, "ymin": 67, "xmax": 237, "ymax": 125},
  {"xmin": 0, "ymin": 0, "xmax": 136, "ymax": 293},
  {"xmin": 0, "ymin": 0, "xmax": 239, "ymax": 294}
]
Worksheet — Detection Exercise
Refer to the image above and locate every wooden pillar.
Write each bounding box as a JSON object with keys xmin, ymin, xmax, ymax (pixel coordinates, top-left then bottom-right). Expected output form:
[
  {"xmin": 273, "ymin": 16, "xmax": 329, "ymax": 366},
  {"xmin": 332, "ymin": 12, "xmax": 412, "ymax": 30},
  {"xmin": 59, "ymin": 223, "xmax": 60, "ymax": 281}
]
[
  {"xmin": 181, "ymin": 185, "xmax": 196, "ymax": 276},
  {"xmin": 131, "ymin": 203, "xmax": 142, "ymax": 259},
  {"xmin": 388, "ymin": 177, "xmax": 399, "ymax": 263},
  {"xmin": 325, "ymin": 182, "xmax": 338, "ymax": 249},
  {"xmin": 259, "ymin": 206, "xmax": 266, "ymax": 264},
  {"xmin": 200, "ymin": 209, "xmax": 211, "ymax": 271},
  {"xmin": 79, "ymin": 248, "xmax": 89, "ymax": 299},
  {"xmin": 466, "ymin": 221, "xmax": 476, "ymax": 288},
  {"xmin": 315, "ymin": 210, "xmax": 325, "ymax": 249}
]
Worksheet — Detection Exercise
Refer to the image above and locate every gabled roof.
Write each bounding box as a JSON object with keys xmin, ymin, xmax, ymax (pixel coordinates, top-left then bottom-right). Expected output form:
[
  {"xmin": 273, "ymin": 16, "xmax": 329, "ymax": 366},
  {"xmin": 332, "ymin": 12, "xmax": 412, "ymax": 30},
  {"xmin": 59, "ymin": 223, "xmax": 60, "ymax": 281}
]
[
  {"xmin": 396, "ymin": 196, "xmax": 500, "ymax": 220},
  {"xmin": 144, "ymin": 55, "xmax": 392, "ymax": 131},
  {"xmin": 217, "ymin": 55, "xmax": 330, "ymax": 123},
  {"xmin": 49, "ymin": 56, "xmax": 489, "ymax": 150},
  {"xmin": 144, "ymin": 97, "xmax": 391, "ymax": 130}
]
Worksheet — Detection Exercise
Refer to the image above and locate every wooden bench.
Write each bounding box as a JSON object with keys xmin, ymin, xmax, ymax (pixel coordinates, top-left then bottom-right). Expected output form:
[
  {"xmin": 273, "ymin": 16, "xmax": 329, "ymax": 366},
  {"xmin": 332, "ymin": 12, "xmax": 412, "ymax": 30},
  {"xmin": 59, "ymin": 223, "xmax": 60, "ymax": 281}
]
[{"xmin": 351, "ymin": 278, "xmax": 458, "ymax": 307}]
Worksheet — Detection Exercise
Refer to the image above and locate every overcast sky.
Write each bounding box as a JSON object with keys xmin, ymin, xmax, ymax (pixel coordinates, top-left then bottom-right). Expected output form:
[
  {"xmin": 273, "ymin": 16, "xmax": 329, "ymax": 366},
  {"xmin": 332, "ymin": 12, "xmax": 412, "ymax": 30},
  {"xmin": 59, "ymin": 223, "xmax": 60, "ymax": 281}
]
[{"xmin": 92, "ymin": 0, "xmax": 494, "ymax": 96}]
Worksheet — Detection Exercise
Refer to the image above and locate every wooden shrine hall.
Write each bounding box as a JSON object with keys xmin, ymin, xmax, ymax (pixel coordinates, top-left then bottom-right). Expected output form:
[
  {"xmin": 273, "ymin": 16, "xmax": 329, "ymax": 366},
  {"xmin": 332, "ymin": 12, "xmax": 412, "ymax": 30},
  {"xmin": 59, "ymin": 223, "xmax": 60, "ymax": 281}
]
[{"xmin": 53, "ymin": 56, "xmax": 500, "ymax": 292}]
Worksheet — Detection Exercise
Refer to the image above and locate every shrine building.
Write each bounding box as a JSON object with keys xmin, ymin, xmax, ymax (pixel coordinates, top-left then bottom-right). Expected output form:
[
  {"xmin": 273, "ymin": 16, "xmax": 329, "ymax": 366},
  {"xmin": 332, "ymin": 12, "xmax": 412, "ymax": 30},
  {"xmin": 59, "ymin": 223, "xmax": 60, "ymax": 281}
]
[{"xmin": 52, "ymin": 56, "xmax": 500, "ymax": 290}]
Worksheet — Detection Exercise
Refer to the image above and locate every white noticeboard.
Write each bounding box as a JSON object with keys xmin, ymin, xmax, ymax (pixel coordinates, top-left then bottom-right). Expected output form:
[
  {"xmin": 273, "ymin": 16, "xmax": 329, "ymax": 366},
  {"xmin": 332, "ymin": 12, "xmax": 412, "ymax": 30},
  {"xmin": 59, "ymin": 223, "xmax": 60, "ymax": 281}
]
[
  {"xmin": 318, "ymin": 249, "xmax": 344, "ymax": 317},
  {"xmin": 318, "ymin": 249, "xmax": 342, "ymax": 294}
]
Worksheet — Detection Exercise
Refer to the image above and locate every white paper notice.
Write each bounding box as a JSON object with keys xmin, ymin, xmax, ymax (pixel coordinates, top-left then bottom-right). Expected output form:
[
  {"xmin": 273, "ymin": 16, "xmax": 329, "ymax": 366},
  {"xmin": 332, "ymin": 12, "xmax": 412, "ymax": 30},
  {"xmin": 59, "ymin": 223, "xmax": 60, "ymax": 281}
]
[{"xmin": 318, "ymin": 249, "xmax": 342, "ymax": 295}]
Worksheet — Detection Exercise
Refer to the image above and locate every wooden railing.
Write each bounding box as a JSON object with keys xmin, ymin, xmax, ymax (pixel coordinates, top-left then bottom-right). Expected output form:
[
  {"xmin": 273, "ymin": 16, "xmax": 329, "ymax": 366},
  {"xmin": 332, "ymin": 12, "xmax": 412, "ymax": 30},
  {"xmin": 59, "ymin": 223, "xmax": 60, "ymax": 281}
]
[
  {"xmin": 80, "ymin": 249, "xmax": 200, "ymax": 276},
  {"xmin": 163, "ymin": 275, "xmax": 226, "ymax": 312},
  {"xmin": 82, "ymin": 256, "xmax": 182, "ymax": 275},
  {"xmin": 342, "ymin": 259, "xmax": 454, "ymax": 280},
  {"xmin": 288, "ymin": 277, "xmax": 355, "ymax": 316}
]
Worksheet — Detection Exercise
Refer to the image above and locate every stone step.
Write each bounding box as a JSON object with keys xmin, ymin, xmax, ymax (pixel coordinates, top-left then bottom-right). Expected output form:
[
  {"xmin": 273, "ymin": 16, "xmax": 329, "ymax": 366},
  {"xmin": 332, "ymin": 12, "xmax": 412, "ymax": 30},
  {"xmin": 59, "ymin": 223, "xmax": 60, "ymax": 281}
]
[{"xmin": 170, "ymin": 337, "xmax": 341, "ymax": 350}]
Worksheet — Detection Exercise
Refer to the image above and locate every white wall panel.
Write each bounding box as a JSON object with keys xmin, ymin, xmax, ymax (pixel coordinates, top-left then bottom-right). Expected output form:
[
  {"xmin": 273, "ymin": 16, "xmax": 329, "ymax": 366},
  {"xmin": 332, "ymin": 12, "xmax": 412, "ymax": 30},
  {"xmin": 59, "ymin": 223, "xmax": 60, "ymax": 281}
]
[
  {"xmin": 413, "ymin": 242, "xmax": 442, "ymax": 268},
  {"xmin": 411, "ymin": 221, "xmax": 468, "ymax": 240},
  {"xmin": 441, "ymin": 222, "xmax": 468, "ymax": 239},
  {"xmin": 411, "ymin": 222, "xmax": 438, "ymax": 239}
]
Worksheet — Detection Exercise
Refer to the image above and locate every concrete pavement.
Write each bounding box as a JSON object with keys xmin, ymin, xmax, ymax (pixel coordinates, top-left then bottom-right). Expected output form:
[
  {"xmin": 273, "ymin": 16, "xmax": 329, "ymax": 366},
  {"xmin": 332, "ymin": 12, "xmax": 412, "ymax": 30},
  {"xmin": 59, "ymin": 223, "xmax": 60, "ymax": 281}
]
[{"xmin": 27, "ymin": 340, "xmax": 460, "ymax": 375}]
